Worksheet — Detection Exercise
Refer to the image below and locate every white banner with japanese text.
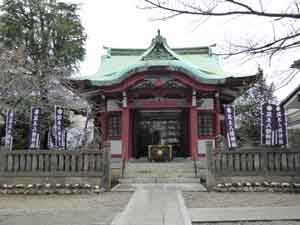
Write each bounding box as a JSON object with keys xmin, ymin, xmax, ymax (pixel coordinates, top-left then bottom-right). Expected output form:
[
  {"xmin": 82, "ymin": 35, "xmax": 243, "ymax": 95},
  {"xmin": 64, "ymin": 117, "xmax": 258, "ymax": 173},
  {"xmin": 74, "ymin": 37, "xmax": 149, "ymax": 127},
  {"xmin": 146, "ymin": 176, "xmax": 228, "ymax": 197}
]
[
  {"xmin": 4, "ymin": 110, "xmax": 14, "ymax": 150},
  {"xmin": 28, "ymin": 107, "xmax": 41, "ymax": 149},
  {"xmin": 224, "ymin": 105, "xmax": 238, "ymax": 149},
  {"xmin": 261, "ymin": 103, "xmax": 288, "ymax": 146}
]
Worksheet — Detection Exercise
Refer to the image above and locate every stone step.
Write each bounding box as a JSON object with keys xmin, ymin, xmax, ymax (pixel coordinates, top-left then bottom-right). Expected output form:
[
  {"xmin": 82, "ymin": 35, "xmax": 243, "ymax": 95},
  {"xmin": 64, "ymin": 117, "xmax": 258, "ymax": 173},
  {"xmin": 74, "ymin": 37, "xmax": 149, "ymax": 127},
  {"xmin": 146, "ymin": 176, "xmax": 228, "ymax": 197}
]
[
  {"xmin": 119, "ymin": 177, "xmax": 201, "ymax": 184},
  {"xmin": 125, "ymin": 161, "xmax": 199, "ymax": 178},
  {"xmin": 126, "ymin": 171, "xmax": 195, "ymax": 174},
  {"xmin": 123, "ymin": 160, "xmax": 207, "ymax": 181},
  {"xmin": 125, "ymin": 168, "xmax": 195, "ymax": 173},
  {"xmin": 125, "ymin": 162, "xmax": 195, "ymax": 171},
  {"xmin": 112, "ymin": 183, "xmax": 207, "ymax": 193},
  {"xmin": 125, "ymin": 169, "xmax": 196, "ymax": 173},
  {"xmin": 126, "ymin": 162, "xmax": 195, "ymax": 166},
  {"xmin": 124, "ymin": 174, "xmax": 198, "ymax": 178}
]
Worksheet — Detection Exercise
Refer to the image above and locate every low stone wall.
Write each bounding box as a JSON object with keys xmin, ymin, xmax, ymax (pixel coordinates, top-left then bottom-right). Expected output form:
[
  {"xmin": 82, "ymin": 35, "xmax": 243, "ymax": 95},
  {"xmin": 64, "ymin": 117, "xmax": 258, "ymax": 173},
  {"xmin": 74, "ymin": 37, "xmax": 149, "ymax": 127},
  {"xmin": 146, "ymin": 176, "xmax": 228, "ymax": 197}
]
[
  {"xmin": 111, "ymin": 159, "xmax": 121, "ymax": 182},
  {"xmin": 0, "ymin": 183, "xmax": 105, "ymax": 195},
  {"xmin": 213, "ymin": 175, "xmax": 300, "ymax": 184},
  {"xmin": 213, "ymin": 181, "xmax": 300, "ymax": 193},
  {"xmin": 0, "ymin": 176, "xmax": 102, "ymax": 185}
]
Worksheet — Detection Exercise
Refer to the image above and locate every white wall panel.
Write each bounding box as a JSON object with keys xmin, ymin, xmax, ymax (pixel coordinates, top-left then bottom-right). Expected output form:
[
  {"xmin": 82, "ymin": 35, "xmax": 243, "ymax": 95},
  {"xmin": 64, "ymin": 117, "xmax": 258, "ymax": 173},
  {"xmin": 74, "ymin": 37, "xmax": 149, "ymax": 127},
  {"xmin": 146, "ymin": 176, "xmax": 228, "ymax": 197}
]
[
  {"xmin": 110, "ymin": 140, "xmax": 122, "ymax": 155},
  {"xmin": 198, "ymin": 98, "xmax": 214, "ymax": 110},
  {"xmin": 197, "ymin": 139, "xmax": 215, "ymax": 155},
  {"xmin": 107, "ymin": 100, "xmax": 121, "ymax": 111}
]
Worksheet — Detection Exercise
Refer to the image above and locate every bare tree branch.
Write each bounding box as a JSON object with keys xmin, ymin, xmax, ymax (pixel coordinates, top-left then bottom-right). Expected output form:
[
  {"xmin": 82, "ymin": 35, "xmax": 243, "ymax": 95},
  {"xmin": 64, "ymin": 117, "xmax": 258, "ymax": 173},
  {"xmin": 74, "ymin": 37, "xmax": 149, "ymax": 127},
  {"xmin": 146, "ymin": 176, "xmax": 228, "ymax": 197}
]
[
  {"xmin": 142, "ymin": 0, "xmax": 300, "ymax": 59},
  {"xmin": 274, "ymin": 70, "xmax": 300, "ymax": 91},
  {"xmin": 143, "ymin": 0, "xmax": 300, "ymax": 19}
]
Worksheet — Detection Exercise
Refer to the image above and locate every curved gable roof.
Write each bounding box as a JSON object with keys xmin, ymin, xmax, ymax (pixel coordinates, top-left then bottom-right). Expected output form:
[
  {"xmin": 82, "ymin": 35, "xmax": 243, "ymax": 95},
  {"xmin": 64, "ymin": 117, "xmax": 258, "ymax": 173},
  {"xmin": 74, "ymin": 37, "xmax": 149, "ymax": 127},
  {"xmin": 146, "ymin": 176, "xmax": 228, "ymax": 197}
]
[{"xmin": 71, "ymin": 31, "xmax": 256, "ymax": 87}]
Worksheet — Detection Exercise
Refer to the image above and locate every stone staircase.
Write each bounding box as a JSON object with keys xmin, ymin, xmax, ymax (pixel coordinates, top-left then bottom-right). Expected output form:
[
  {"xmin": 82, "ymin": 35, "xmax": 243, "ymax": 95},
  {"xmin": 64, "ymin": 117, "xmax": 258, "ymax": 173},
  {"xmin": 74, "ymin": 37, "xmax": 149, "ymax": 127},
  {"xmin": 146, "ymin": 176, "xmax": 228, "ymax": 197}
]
[
  {"xmin": 119, "ymin": 159, "xmax": 207, "ymax": 184},
  {"xmin": 113, "ymin": 159, "xmax": 207, "ymax": 192}
]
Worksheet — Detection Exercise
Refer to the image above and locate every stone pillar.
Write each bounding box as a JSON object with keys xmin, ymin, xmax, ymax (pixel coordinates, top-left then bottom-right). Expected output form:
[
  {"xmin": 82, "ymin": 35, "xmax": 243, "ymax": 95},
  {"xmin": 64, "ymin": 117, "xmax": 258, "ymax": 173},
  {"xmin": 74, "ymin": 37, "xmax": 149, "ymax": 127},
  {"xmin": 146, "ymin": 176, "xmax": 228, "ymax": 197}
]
[
  {"xmin": 102, "ymin": 142, "xmax": 111, "ymax": 191},
  {"xmin": 206, "ymin": 141, "xmax": 216, "ymax": 190}
]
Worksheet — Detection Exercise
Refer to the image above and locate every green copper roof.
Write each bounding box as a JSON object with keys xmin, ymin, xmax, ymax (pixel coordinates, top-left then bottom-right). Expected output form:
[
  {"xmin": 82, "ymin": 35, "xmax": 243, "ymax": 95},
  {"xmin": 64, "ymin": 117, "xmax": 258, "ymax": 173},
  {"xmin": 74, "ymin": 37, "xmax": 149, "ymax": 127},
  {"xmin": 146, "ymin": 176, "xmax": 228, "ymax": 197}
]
[{"xmin": 72, "ymin": 31, "xmax": 251, "ymax": 86}]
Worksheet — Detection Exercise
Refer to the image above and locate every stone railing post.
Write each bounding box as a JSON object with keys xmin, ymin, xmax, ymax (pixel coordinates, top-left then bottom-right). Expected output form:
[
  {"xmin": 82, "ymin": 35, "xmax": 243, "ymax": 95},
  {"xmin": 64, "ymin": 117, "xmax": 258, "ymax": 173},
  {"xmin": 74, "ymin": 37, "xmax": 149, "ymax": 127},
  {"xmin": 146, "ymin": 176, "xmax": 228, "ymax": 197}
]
[
  {"xmin": 102, "ymin": 142, "xmax": 111, "ymax": 191},
  {"xmin": 0, "ymin": 151, "xmax": 6, "ymax": 172},
  {"xmin": 262, "ymin": 150, "xmax": 268, "ymax": 175},
  {"xmin": 206, "ymin": 142, "xmax": 216, "ymax": 190}
]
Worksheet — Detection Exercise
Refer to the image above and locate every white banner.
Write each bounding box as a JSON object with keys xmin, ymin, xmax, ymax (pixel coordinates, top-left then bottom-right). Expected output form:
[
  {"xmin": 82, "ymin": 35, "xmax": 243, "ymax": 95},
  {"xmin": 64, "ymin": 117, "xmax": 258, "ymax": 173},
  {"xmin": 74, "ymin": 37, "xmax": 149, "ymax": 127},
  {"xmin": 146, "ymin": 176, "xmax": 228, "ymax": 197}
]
[
  {"xmin": 4, "ymin": 110, "xmax": 14, "ymax": 150},
  {"xmin": 224, "ymin": 105, "xmax": 237, "ymax": 149}
]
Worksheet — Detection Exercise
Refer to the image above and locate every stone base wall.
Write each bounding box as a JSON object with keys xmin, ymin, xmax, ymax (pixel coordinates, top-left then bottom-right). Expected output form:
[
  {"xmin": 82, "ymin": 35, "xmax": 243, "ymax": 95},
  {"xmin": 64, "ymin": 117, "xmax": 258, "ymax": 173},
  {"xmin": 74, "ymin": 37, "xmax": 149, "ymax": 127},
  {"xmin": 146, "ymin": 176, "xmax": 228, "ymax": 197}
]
[
  {"xmin": 213, "ymin": 180, "xmax": 300, "ymax": 193},
  {"xmin": 215, "ymin": 175, "xmax": 300, "ymax": 184},
  {"xmin": 196, "ymin": 158, "xmax": 207, "ymax": 169},
  {"xmin": 111, "ymin": 168, "xmax": 121, "ymax": 182},
  {"xmin": 0, "ymin": 183, "xmax": 105, "ymax": 195},
  {"xmin": 0, "ymin": 176, "xmax": 102, "ymax": 185}
]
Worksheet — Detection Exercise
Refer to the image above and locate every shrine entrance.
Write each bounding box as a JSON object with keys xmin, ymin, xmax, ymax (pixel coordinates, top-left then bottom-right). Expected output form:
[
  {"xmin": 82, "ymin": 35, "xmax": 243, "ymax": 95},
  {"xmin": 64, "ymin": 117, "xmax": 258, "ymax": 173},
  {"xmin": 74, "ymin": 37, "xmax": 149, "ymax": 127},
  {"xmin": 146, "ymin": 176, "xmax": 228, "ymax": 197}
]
[{"xmin": 132, "ymin": 109, "xmax": 189, "ymax": 159}]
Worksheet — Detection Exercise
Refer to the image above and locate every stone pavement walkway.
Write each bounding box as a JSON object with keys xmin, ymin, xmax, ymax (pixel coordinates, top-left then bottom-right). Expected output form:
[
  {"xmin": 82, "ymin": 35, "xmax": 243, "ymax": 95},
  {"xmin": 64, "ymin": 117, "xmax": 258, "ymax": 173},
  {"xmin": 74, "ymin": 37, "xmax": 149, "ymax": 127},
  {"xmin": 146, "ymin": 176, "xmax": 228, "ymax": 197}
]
[
  {"xmin": 189, "ymin": 207, "xmax": 300, "ymax": 223},
  {"xmin": 111, "ymin": 184, "xmax": 195, "ymax": 225}
]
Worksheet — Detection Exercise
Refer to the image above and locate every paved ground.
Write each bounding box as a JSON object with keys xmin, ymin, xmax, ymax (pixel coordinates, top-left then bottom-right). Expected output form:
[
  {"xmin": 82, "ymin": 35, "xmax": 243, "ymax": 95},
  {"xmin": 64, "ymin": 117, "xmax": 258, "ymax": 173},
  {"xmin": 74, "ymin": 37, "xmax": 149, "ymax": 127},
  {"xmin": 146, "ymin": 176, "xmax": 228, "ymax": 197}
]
[
  {"xmin": 0, "ymin": 193, "xmax": 132, "ymax": 225},
  {"xmin": 0, "ymin": 191, "xmax": 299, "ymax": 225},
  {"xmin": 183, "ymin": 192, "xmax": 300, "ymax": 225},
  {"xmin": 183, "ymin": 192, "xmax": 300, "ymax": 208},
  {"xmin": 189, "ymin": 207, "xmax": 300, "ymax": 222}
]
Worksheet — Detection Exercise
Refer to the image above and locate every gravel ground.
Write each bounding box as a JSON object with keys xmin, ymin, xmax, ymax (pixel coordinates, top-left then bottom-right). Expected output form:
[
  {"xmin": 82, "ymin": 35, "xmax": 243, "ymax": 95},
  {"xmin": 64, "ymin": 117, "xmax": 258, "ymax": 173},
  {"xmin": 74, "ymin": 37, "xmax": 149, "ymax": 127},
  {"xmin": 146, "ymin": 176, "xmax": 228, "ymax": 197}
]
[
  {"xmin": 0, "ymin": 191, "xmax": 299, "ymax": 225},
  {"xmin": 183, "ymin": 192, "xmax": 300, "ymax": 208},
  {"xmin": 183, "ymin": 192, "xmax": 300, "ymax": 225},
  {"xmin": 0, "ymin": 192, "xmax": 132, "ymax": 225}
]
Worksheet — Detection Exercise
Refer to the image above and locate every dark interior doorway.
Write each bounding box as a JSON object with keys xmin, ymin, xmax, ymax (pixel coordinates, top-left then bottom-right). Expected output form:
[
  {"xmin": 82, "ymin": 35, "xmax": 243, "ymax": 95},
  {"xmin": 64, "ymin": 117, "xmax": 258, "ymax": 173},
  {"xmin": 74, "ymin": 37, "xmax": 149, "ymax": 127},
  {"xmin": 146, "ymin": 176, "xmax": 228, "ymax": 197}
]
[{"xmin": 132, "ymin": 109, "xmax": 189, "ymax": 158}]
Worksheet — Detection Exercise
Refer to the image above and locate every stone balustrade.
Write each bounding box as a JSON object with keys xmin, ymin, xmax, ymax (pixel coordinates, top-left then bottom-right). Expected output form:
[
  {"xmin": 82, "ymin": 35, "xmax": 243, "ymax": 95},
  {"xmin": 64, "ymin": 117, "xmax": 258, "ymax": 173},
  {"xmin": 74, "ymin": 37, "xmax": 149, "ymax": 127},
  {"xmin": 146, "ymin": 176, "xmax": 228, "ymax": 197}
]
[
  {"xmin": 205, "ymin": 143, "xmax": 300, "ymax": 189},
  {"xmin": 0, "ymin": 143, "xmax": 111, "ymax": 190}
]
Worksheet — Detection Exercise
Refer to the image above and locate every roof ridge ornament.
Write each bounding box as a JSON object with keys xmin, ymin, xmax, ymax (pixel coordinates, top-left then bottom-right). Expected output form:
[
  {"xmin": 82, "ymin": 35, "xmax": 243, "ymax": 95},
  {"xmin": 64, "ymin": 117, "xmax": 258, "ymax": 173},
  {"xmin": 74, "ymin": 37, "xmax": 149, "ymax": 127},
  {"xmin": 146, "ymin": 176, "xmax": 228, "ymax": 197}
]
[
  {"xmin": 151, "ymin": 29, "xmax": 166, "ymax": 45},
  {"xmin": 140, "ymin": 30, "xmax": 179, "ymax": 61}
]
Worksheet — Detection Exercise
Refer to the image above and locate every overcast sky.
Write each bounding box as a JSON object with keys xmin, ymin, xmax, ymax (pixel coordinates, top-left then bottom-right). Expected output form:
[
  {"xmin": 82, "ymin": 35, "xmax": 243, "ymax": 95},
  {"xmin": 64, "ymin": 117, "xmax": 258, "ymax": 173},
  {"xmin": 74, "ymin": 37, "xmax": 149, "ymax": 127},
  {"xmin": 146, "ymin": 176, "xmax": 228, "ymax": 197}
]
[{"xmin": 65, "ymin": 0, "xmax": 299, "ymax": 101}]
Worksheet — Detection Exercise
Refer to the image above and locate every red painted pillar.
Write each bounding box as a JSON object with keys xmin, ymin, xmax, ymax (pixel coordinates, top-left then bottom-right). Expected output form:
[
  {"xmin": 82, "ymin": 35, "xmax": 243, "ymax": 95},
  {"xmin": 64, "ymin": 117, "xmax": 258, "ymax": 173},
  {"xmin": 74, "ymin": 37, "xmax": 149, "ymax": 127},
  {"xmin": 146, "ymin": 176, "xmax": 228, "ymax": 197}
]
[
  {"xmin": 128, "ymin": 110, "xmax": 133, "ymax": 159},
  {"xmin": 214, "ymin": 92, "xmax": 221, "ymax": 137},
  {"xmin": 122, "ymin": 108, "xmax": 130, "ymax": 160},
  {"xmin": 189, "ymin": 107, "xmax": 198, "ymax": 160},
  {"xmin": 214, "ymin": 92, "xmax": 221, "ymax": 151},
  {"xmin": 190, "ymin": 90, "xmax": 198, "ymax": 160}
]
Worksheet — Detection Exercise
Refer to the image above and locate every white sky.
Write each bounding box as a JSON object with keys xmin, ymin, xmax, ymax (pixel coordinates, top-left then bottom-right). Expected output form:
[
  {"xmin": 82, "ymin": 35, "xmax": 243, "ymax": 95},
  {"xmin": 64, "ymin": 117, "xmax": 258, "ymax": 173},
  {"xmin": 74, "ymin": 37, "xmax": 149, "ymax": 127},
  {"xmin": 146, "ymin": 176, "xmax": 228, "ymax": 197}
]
[{"xmin": 65, "ymin": 0, "xmax": 300, "ymax": 101}]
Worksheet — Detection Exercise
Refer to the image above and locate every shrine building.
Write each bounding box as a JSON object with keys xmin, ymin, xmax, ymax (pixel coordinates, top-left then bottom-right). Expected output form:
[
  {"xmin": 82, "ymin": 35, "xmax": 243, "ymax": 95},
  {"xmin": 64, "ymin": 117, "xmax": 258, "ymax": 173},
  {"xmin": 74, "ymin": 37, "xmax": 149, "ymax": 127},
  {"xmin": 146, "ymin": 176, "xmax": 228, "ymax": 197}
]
[{"xmin": 69, "ymin": 31, "xmax": 258, "ymax": 160}]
